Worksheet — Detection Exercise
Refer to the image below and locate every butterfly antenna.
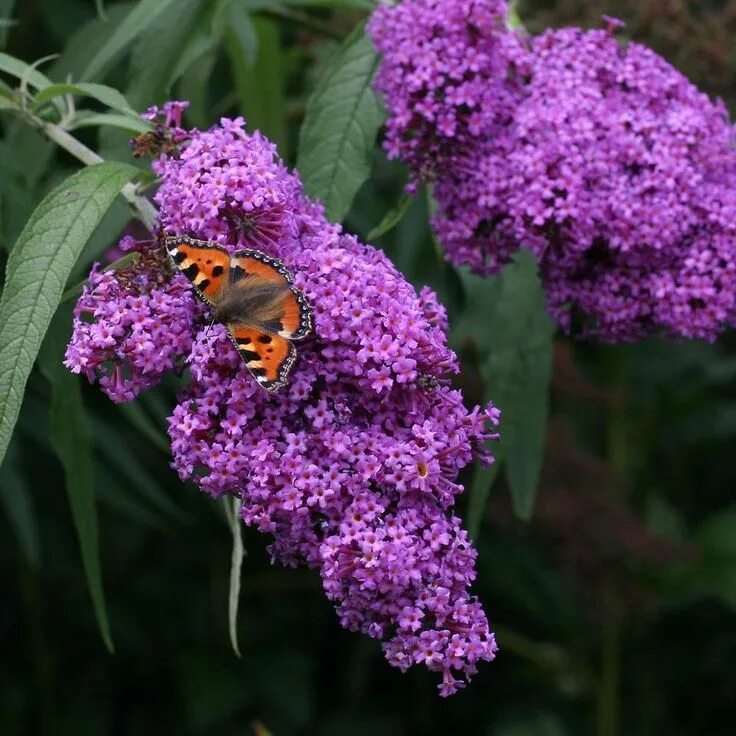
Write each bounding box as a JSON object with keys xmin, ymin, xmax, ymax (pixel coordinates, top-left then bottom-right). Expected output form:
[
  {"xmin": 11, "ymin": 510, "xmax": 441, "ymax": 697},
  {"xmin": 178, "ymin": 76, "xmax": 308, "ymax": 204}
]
[{"xmin": 204, "ymin": 315, "xmax": 217, "ymax": 339}]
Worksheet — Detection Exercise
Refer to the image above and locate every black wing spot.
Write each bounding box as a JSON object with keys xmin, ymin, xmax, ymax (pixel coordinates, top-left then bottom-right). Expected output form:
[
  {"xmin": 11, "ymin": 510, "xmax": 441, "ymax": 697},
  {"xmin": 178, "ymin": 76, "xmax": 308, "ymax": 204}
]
[
  {"xmin": 212, "ymin": 265, "xmax": 225, "ymax": 277},
  {"xmin": 237, "ymin": 337, "xmax": 251, "ymax": 345},
  {"xmin": 198, "ymin": 279, "xmax": 210, "ymax": 291},
  {"xmin": 261, "ymin": 319, "xmax": 283, "ymax": 333},
  {"xmin": 249, "ymin": 366, "xmax": 267, "ymax": 378},
  {"xmin": 241, "ymin": 349, "xmax": 260, "ymax": 362},
  {"xmin": 231, "ymin": 265, "xmax": 246, "ymax": 281},
  {"xmin": 173, "ymin": 251, "xmax": 187, "ymax": 264},
  {"xmin": 258, "ymin": 334, "xmax": 272, "ymax": 344},
  {"xmin": 183, "ymin": 263, "xmax": 199, "ymax": 279}
]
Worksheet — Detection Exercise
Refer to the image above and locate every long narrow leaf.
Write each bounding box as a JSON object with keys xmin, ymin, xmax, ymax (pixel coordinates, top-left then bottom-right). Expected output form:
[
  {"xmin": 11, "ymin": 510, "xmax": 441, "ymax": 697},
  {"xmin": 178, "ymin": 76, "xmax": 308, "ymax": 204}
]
[
  {"xmin": 0, "ymin": 162, "xmax": 138, "ymax": 467},
  {"xmin": 226, "ymin": 13, "xmax": 287, "ymax": 155},
  {"xmin": 0, "ymin": 440, "xmax": 41, "ymax": 568},
  {"xmin": 122, "ymin": 0, "xmax": 209, "ymax": 111},
  {"xmin": 297, "ymin": 22, "xmax": 384, "ymax": 222},
  {"xmin": 81, "ymin": 0, "xmax": 181, "ymax": 81},
  {"xmin": 38, "ymin": 307, "xmax": 113, "ymax": 651},
  {"xmin": 225, "ymin": 497, "xmax": 245, "ymax": 658},
  {"xmin": 70, "ymin": 111, "xmax": 151, "ymax": 135},
  {"xmin": 366, "ymin": 192, "xmax": 413, "ymax": 241},
  {"xmin": 34, "ymin": 82, "xmax": 138, "ymax": 116},
  {"xmin": 0, "ymin": 50, "xmax": 53, "ymax": 89},
  {"xmin": 455, "ymin": 252, "xmax": 554, "ymax": 523},
  {"xmin": 467, "ymin": 459, "xmax": 503, "ymax": 540}
]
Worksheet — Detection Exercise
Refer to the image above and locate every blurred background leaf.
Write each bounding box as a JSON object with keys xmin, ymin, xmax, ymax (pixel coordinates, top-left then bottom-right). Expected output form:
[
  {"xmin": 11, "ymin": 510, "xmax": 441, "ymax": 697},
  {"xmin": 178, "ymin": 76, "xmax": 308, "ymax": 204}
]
[
  {"xmin": 455, "ymin": 251, "xmax": 554, "ymax": 521},
  {"xmin": 298, "ymin": 21, "xmax": 384, "ymax": 221}
]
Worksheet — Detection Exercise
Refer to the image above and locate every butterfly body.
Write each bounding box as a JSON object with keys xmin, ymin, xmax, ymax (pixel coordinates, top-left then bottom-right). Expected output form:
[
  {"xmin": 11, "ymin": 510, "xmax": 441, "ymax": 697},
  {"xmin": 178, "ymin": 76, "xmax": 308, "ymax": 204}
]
[{"xmin": 165, "ymin": 236, "xmax": 312, "ymax": 392}]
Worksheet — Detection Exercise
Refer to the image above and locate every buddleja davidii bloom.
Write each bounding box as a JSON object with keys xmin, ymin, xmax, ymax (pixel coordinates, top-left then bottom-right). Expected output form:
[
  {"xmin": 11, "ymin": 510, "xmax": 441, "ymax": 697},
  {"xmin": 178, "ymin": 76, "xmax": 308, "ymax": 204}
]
[
  {"xmin": 159, "ymin": 116, "xmax": 501, "ymax": 694},
  {"xmin": 432, "ymin": 24, "xmax": 736, "ymax": 340},
  {"xmin": 152, "ymin": 117, "xmax": 302, "ymax": 251},
  {"xmin": 171, "ymin": 329, "xmax": 500, "ymax": 695},
  {"xmin": 64, "ymin": 239, "xmax": 200, "ymax": 402},
  {"xmin": 368, "ymin": 0, "xmax": 524, "ymax": 187},
  {"xmin": 322, "ymin": 495, "xmax": 497, "ymax": 698}
]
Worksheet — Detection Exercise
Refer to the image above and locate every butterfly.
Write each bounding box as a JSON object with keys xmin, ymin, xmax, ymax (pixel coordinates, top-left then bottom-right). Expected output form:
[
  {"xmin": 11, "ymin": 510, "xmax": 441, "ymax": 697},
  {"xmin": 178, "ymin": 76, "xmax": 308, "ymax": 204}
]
[{"xmin": 165, "ymin": 235, "xmax": 312, "ymax": 392}]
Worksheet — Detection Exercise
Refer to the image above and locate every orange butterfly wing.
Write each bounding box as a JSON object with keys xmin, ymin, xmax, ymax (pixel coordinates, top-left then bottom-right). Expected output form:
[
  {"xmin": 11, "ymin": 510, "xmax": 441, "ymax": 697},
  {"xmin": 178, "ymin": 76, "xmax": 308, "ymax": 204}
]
[
  {"xmin": 165, "ymin": 236, "xmax": 231, "ymax": 304},
  {"xmin": 227, "ymin": 324, "xmax": 296, "ymax": 392},
  {"xmin": 166, "ymin": 238, "xmax": 311, "ymax": 393},
  {"xmin": 231, "ymin": 250, "xmax": 312, "ymax": 339}
]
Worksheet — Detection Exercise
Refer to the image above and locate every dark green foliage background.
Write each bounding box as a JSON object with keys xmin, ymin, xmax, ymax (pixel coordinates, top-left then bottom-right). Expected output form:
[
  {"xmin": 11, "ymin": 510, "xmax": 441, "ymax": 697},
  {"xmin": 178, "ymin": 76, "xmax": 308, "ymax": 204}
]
[{"xmin": 1, "ymin": 1, "xmax": 735, "ymax": 734}]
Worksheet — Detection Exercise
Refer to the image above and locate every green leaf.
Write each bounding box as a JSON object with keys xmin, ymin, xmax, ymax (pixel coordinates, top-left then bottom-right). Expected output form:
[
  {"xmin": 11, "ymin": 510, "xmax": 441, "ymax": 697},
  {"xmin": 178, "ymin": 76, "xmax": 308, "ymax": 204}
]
[
  {"xmin": 38, "ymin": 306, "xmax": 113, "ymax": 651},
  {"xmin": 117, "ymin": 400, "xmax": 170, "ymax": 455},
  {"xmin": 0, "ymin": 51, "xmax": 53, "ymax": 89},
  {"xmin": 226, "ymin": 13, "xmax": 287, "ymax": 156},
  {"xmin": 456, "ymin": 251, "xmax": 554, "ymax": 521},
  {"xmin": 92, "ymin": 418, "xmax": 190, "ymax": 524},
  {"xmin": 122, "ymin": 0, "xmax": 209, "ymax": 112},
  {"xmin": 0, "ymin": 161, "xmax": 138, "ymax": 468},
  {"xmin": 297, "ymin": 22, "xmax": 385, "ymax": 222},
  {"xmin": 0, "ymin": 170, "xmax": 37, "ymax": 248},
  {"xmin": 69, "ymin": 199, "xmax": 138, "ymax": 283},
  {"xmin": 94, "ymin": 0, "xmax": 108, "ymax": 22},
  {"xmin": 0, "ymin": 0, "xmax": 17, "ymax": 49},
  {"xmin": 665, "ymin": 505, "xmax": 736, "ymax": 611},
  {"xmin": 81, "ymin": 0, "xmax": 182, "ymax": 81},
  {"xmin": 696, "ymin": 505, "xmax": 736, "ymax": 560},
  {"xmin": 224, "ymin": 497, "xmax": 245, "ymax": 658},
  {"xmin": 0, "ymin": 76, "xmax": 12, "ymax": 97},
  {"xmin": 50, "ymin": 2, "xmax": 135, "ymax": 83},
  {"xmin": 34, "ymin": 82, "xmax": 138, "ymax": 115},
  {"xmin": 466, "ymin": 459, "xmax": 503, "ymax": 540},
  {"xmin": 507, "ymin": 0, "xmax": 524, "ymax": 30},
  {"xmin": 0, "ymin": 120, "xmax": 55, "ymax": 189},
  {"xmin": 366, "ymin": 191, "xmax": 413, "ymax": 241},
  {"xmin": 178, "ymin": 59, "xmax": 216, "ymax": 129},
  {"xmin": 0, "ymin": 440, "xmax": 41, "ymax": 568}
]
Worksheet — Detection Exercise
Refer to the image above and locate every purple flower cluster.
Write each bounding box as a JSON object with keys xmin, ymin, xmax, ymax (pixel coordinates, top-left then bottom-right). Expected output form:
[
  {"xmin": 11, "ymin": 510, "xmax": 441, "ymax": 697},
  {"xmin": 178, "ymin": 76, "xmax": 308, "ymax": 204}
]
[
  {"xmin": 68, "ymin": 114, "xmax": 501, "ymax": 695},
  {"xmin": 64, "ymin": 240, "xmax": 199, "ymax": 402},
  {"xmin": 370, "ymin": 5, "xmax": 736, "ymax": 341},
  {"xmin": 369, "ymin": 0, "xmax": 522, "ymax": 188}
]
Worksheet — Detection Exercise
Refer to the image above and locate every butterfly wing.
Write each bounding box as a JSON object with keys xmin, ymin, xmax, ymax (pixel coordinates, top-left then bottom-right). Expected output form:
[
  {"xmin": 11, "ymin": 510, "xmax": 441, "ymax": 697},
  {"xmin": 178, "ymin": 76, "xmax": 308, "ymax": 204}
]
[
  {"xmin": 227, "ymin": 324, "xmax": 297, "ymax": 392},
  {"xmin": 165, "ymin": 236, "xmax": 231, "ymax": 305},
  {"xmin": 166, "ymin": 239, "xmax": 311, "ymax": 393},
  {"xmin": 231, "ymin": 250, "xmax": 312, "ymax": 339}
]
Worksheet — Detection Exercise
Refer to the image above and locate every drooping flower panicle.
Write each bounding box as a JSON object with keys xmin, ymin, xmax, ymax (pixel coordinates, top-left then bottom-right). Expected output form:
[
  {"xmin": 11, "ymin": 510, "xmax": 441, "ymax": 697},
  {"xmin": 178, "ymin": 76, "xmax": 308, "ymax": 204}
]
[
  {"xmin": 369, "ymin": 0, "xmax": 523, "ymax": 189},
  {"xmin": 66, "ymin": 110, "xmax": 501, "ymax": 696},
  {"xmin": 370, "ymin": 4, "xmax": 736, "ymax": 341}
]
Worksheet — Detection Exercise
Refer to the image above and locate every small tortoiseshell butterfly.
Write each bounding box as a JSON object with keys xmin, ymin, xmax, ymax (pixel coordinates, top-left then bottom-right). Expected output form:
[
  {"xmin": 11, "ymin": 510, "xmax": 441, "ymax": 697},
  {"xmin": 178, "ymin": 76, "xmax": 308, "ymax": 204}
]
[{"xmin": 166, "ymin": 235, "xmax": 312, "ymax": 393}]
